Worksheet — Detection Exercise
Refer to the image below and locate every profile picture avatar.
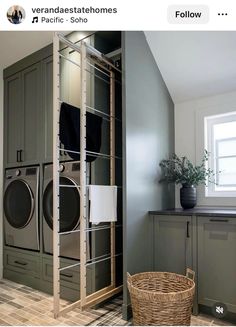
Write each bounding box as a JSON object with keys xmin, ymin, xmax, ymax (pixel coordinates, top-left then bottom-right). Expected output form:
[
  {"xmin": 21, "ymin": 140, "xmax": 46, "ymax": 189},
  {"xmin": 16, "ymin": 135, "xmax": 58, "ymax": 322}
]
[{"xmin": 7, "ymin": 5, "xmax": 25, "ymax": 24}]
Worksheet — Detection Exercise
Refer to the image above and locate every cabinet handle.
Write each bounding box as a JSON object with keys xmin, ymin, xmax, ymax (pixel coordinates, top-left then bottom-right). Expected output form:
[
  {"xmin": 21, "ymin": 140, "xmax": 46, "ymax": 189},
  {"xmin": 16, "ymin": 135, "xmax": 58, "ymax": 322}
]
[
  {"xmin": 60, "ymin": 272, "xmax": 73, "ymax": 278},
  {"xmin": 19, "ymin": 149, "xmax": 23, "ymax": 162},
  {"xmin": 210, "ymin": 219, "xmax": 229, "ymax": 222},
  {"xmin": 16, "ymin": 150, "xmax": 20, "ymax": 162},
  {"xmin": 187, "ymin": 221, "xmax": 190, "ymax": 238},
  {"xmin": 14, "ymin": 260, "xmax": 27, "ymax": 266},
  {"xmin": 59, "ymin": 142, "xmax": 63, "ymax": 156}
]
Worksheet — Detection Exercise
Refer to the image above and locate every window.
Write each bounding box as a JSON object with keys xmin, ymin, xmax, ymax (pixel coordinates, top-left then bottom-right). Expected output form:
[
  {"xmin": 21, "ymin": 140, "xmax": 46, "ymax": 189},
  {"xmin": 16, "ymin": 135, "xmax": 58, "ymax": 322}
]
[{"xmin": 205, "ymin": 112, "xmax": 236, "ymax": 197}]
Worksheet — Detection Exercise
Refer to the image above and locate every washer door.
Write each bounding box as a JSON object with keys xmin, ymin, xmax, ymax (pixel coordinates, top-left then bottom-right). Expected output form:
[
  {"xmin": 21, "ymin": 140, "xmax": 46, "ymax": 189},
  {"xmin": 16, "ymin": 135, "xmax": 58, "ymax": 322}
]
[
  {"xmin": 43, "ymin": 177, "xmax": 80, "ymax": 232},
  {"xmin": 4, "ymin": 179, "xmax": 34, "ymax": 229}
]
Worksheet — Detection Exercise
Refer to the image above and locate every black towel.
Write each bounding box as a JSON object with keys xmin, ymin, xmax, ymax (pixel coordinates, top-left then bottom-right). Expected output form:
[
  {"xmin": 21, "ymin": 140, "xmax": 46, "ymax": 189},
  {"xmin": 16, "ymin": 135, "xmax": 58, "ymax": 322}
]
[{"xmin": 59, "ymin": 102, "xmax": 103, "ymax": 162}]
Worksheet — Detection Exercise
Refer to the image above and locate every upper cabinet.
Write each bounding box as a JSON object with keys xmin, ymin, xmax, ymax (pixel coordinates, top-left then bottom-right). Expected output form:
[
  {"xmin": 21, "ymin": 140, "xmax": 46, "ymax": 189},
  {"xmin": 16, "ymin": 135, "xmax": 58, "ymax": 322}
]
[
  {"xmin": 4, "ymin": 72, "xmax": 22, "ymax": 166},
  {"xmin": 42, "ymin": 56, "xmax": 53, "ymax": 163},
  {"xmin": 3, "ymin": 32, "xmax": 121, "ymax": 167},
  {"xmin": 4, "ymin": 45, "xmax": 52, "ymax": 167},
  {"xmin": 22, "ymin": 63, "xmax": 42, "ymax": 164},
  {"xmin": 4, "ymin": 62, "xmax": 42, "ymax": 167}
]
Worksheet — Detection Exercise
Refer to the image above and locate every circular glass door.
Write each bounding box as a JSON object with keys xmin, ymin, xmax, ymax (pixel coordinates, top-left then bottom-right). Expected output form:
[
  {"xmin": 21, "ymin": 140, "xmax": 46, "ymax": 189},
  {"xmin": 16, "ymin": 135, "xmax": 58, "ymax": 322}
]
[
  {"xmin": 4, "ymin": 180, "xmax": 34, "ymax": 229},
  {"xmin": 43, "ymin": 177, "xmax": 80, "ymax": 232}
]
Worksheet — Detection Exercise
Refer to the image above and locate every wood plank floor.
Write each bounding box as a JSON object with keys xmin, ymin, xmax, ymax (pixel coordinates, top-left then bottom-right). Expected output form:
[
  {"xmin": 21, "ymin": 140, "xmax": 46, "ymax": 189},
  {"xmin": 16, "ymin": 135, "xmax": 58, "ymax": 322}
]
[{"xmin": 0, "ymin": 279, "xmax": 234, "ymax": 326}]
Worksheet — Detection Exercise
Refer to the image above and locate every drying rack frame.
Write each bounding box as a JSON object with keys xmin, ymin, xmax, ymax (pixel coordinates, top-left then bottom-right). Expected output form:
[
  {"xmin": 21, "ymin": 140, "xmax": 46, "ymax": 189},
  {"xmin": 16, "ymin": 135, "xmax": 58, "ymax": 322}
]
[{"xmin": 53, "ymin": 32, "xmax": 122, "ymax": 318}]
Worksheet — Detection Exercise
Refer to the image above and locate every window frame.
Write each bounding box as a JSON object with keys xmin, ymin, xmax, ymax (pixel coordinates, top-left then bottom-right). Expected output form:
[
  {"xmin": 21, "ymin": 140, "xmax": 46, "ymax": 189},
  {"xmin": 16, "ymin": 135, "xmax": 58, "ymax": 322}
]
[{"xmin": 205, "ymin": 112, "xmax": 236, "ymax": 197}]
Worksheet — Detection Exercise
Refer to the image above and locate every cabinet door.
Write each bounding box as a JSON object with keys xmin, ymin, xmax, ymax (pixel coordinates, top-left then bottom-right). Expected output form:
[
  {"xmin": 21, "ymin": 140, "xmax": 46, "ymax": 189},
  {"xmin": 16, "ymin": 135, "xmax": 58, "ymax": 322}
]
[
  {"xmin": 22, "ymin": 63, "xmax": 42, "ymax": 163},
  {"xmin": 4, "ymin": 73, "xmax": 23, "ymax": 166},
  {"xmin": 198, "ymin": 216, "xmax": 236, "ymax": 313},
  {"xmin": 42, "ymin": 55, "xmax": 71, "ymax": 162},
  {"xmin": 154, "ymin": 215, "xmax": 192, "ymax": 275},
  {"xmin": 42, "ymin": 56, "xmax": 53, "ymax": 162}
]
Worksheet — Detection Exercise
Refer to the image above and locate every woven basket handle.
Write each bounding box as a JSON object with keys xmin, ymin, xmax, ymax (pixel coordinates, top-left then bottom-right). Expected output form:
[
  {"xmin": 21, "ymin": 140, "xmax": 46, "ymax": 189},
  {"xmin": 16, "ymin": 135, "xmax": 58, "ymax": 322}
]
[
  {"xmin": 186, "ymin": 268, "xmax": 195, "ymax": 281},
  {"xmin": 127, "ymin": 272, "xmax": 132, "ymax": 284}
]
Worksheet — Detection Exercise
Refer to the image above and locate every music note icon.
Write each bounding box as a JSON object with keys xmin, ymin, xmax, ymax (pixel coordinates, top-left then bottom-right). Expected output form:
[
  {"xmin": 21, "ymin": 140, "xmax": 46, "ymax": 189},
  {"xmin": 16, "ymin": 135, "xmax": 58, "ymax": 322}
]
[{"xmin": 32, "ymin": 16, "xmax": 38, "ymax": 23}]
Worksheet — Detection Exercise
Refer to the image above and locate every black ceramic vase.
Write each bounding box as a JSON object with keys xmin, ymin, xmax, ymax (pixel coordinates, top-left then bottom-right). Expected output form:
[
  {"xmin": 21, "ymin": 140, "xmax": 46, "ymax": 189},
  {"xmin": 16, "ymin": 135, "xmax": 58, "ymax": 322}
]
[{"xmin": 180, "ymin": 184, "xmax": 197, "ymax": 209}]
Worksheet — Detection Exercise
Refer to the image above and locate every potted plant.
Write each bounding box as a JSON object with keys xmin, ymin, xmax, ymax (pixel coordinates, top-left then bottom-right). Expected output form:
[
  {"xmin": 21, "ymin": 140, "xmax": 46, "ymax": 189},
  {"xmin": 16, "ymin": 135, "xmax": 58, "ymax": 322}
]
[{"xmin": 159, "ymin": 150, "xmax": 215, "ymax": 209}]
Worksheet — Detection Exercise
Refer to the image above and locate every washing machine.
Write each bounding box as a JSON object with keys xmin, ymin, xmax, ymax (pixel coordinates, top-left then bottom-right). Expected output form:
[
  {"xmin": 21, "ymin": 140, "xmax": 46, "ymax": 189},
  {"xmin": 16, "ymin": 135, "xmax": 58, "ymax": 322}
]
[
  {"xmin": 43, "ymin": 161, "xmax": 90, "ymax": 260},
  {"xmin": 3, "ymin": 166, "xmax": 40, "ymax": 251}
]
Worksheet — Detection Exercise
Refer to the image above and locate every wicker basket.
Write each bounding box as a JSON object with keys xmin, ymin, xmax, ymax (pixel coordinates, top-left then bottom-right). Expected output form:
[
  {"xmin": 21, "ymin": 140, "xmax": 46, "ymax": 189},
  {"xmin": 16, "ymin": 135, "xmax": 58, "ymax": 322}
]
[{"xmin": 127, "ymin": 269, "xmax": 195, "ymax": 326}]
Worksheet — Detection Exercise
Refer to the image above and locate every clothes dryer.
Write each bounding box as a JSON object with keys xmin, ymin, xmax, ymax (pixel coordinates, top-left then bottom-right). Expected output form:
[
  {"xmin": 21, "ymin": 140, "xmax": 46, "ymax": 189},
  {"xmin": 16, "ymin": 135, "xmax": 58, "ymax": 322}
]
[
  {"xmin": 3, "ymin": 166, "xmax": 40, "ymax": 250},
  {"xmin": 43, "ymin": 161, "xmax": 89, "ymax": 260}
]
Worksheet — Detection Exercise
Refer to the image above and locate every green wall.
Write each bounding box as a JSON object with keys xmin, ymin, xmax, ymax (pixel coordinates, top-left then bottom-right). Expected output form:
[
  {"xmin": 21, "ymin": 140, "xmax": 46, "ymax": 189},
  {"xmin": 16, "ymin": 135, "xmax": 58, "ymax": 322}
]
[{"xmin": 122, "ymin": 31, "xmax": 175, "ymax": 319}]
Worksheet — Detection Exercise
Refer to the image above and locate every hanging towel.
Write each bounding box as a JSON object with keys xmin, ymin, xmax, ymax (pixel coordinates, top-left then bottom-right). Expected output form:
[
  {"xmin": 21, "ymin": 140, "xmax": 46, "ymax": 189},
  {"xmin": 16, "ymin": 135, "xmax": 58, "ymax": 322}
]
[
  {"xmin": 89, "ymin": 185, "xmax": 117, "ymax": 224},
  {"xmin": 59, "ymin": 102, "xmax": 103, "ymax": 162}
]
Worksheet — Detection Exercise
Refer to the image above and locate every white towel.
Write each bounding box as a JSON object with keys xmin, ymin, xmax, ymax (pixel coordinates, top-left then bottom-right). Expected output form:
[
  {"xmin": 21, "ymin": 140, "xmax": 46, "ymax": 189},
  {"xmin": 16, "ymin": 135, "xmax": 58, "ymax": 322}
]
[{"xmin": 89, "ymin": 185, "xmax": 117, "ymax": 224}]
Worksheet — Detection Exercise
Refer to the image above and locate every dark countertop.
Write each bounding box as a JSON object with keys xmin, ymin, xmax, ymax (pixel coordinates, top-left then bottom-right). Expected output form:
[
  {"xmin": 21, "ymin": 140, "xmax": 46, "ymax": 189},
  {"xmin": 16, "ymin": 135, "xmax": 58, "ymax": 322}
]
[{"xmin": 149, "ymin": 207, "xmax": 236, "ymax": 217}]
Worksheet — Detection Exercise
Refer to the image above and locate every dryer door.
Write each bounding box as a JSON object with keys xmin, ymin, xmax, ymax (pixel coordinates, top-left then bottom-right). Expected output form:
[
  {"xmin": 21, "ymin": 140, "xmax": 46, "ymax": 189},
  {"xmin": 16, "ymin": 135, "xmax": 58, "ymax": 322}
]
[
  {"xmin": 43, "ymin": 177, "xmax": 80, "ymax": 232},
  {"xmin": 4, "ymin": 180, "xmax": 35, "ymax": 229}
]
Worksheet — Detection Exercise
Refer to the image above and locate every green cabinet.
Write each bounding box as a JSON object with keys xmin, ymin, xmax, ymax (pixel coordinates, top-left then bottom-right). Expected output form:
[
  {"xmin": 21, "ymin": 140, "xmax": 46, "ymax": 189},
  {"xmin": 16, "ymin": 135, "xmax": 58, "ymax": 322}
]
[
  {"xmin": 198, "ymin": 216, "xmax": 236, "ymax": 314},
  {"xmin": 42, "ymin": 56, "xmax": 53, "ymax": 162},
  {"xmin": 3, "ymin": 36, "xmax": 96, "ymax": 166},
  {"xmin": 4, "ymin": 62, "xmax": 42, "ymax": 166},
  {"xmin": 41, "ymin": 51, "xmax": 81, "ymax": 162},
  {"xmin": 42, "ymin": 256, "xmax": 94, "ymax": 301},
  {"xmin": 154, "ymin": 215, "xmax": 192, "ymax": 275},
  {"xmin": 3, "ymin": 247, "xmax": 41, "ymax": 291},
  {"xmin": 22, "ymin": 63, "xmax": 42, "ymax": 163},
  {"xmin": 152, "ymin": 212, "xmax": 236, "ymax": 317},
  {"xmin": 4, "ymin": 247, "xmax": 40, "ymax": 278},
  {"xmin": 4, "ymin": 45, "xmax": 53, "ymax": 167},
  {"xmin": 4, "ymin": 72, "xmax": 22, "ymax": 165}
]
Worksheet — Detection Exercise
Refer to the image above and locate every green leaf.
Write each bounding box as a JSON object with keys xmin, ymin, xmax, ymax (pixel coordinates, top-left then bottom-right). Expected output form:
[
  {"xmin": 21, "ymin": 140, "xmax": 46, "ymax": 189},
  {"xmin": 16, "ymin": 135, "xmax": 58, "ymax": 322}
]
[{"xmin": 159, "ymin": 150, "xmax": 218, "ymax": 186}]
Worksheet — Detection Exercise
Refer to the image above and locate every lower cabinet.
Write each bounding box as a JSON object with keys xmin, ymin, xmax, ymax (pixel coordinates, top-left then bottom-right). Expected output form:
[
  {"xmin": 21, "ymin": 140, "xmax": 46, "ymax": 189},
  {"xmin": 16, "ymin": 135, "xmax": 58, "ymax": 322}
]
[
  {"xmin": 4, "ymin": 248, "xmax": 40, "ymax": 277},
  {"xmin": 3, "ymin": 247, "xmax": 95, "ymax": 302},
  {"xmin": 154, "ymin": 215, "xmax": 192, "ymax": 275},
  {"xmin": 3, "ymin": 248, "xmax": 41, "ymax": 291},
  {"xmin": 153, "ymin": 213, "xmax": 236, "ymax": 317},
  {"xmin": 198, "ymin": 216, "xmax": 236, "ymax": 314},
  {"xmin": 3, "ymin": 247, "xmax": 113, "ymax": 303},
  {"xmin": 42, "ymin": 256, "xmax": 94, "ymax": 302}
]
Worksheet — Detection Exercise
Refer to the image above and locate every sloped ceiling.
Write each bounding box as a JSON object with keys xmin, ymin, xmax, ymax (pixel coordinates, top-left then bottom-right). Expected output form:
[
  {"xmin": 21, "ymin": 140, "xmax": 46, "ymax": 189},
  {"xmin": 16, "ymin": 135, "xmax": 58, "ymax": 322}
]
[{"xmin": 145, "ymin": 31, "xmax": 236, "ymax": 103}]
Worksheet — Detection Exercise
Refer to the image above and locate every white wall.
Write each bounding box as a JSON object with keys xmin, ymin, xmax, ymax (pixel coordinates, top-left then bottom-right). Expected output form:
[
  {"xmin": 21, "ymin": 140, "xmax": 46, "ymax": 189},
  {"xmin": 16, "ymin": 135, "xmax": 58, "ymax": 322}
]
[
  {"xmin": 175, "ymin": 90, "xmax": 236, "ymax": 207},
  {"xmin": 0, "ymin": 70, "xmax": 3, "ymax": 278}
]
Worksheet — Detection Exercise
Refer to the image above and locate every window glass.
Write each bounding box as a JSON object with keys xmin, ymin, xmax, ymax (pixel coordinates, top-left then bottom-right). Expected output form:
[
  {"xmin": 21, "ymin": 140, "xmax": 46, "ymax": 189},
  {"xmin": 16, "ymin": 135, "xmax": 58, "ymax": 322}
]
[
  {"xmin": 214, "ymin": 121, "xmax": 236, "ymax": 139},
  {"xmin": 205, "ymin": 112, "xmax": 236, "ymax": 196},
  {"xmin": 218, "ymin": 157, "xmax": 236, "ymax": 185},
  {"xmin": 217, "ymin": 139, "xmax": 236, "ymax": 157}
]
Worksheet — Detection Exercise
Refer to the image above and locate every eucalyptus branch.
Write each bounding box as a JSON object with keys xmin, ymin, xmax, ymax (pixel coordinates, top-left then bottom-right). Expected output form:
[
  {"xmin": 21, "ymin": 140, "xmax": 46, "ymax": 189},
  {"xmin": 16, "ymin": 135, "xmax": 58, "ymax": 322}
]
[{"xmin": 159, "ymin": 150, "xmax": 218, "ymax": 186}]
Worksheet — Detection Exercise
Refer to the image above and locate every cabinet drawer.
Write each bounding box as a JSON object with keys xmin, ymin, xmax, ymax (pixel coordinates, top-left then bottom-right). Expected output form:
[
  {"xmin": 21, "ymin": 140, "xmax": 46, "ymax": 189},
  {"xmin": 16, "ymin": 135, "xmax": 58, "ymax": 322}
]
[
  {"xmin": 43, "ymin": 259, "xmax": 79, "ymax": 285},
  {"xmin": 4, "ymin": 250, "xmax": 40, "ymax": 277},
  {"xmin": 42, "ymin": 258, "xmax": 93, "ymax": 292}
]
